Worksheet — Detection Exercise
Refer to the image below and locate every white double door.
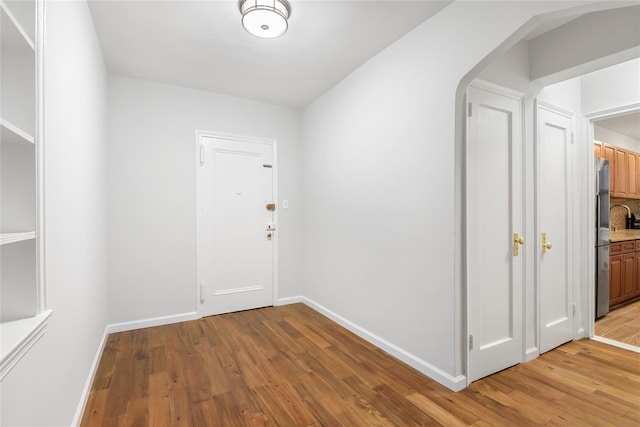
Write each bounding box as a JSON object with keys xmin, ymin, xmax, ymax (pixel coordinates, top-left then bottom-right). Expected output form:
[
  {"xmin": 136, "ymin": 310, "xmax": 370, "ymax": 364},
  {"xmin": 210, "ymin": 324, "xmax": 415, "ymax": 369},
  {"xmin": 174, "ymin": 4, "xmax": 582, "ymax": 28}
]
[
  {"xmin": 197, "ymin": 134, "xmax": 275, "ymax": 317},
  {"xmin": 467, "ymin": 82, "xmax": 574, "ymax": 382}
]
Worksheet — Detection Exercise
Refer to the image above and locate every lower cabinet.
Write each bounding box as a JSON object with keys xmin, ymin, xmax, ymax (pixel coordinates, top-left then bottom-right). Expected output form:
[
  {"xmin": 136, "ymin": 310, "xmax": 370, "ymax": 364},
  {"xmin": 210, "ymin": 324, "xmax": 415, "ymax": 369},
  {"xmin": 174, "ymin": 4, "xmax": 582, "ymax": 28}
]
[{"xmin": 610, "ymin": 240, "xmax": 640, "ymax": 308}]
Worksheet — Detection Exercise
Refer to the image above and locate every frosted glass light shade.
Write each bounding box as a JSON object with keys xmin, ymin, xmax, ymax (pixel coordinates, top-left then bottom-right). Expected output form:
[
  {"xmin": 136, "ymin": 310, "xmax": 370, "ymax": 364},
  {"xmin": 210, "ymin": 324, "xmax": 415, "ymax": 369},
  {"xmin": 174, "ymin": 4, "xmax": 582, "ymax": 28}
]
[{"xmin": 239, "ymin": 0, "xmax": 291, "ymax": 38}]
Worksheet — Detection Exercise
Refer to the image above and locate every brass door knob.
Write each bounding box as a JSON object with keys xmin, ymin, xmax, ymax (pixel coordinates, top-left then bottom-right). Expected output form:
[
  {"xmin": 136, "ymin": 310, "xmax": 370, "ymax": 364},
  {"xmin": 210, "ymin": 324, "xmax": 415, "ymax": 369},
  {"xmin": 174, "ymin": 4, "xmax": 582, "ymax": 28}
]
[
  {"xmin": 542, "ymin": 232, "xmax": 552, "ymax": 254},
  {"xmin": 267, "ymin": 232, "xmax": 272, "ymax": 238}
]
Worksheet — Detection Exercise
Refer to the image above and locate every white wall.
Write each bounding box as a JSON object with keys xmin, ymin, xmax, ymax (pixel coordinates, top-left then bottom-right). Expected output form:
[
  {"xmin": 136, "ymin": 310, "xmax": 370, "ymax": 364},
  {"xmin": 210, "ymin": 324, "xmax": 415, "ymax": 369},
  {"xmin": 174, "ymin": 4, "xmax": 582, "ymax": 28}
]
[
  {"xmin": 301, "ymin": 1, "xmax": 594, "ymax": 387},
  {"xmin": 581, "ymin": 58, "xmax": 640, "ymax": 115},
  {"xmin": 595, "ymin": 125, "xmax": 640, "ymax": 152},
  {"xmin": 529, "ymin": 5, "xmax": 640, "ymax": 85},
  {"xmin": 107, "ymin": 76, "xmax": 303, "ymax": 323},
  {"xmin": 0, "ymin": 1, "xmax": 109, "ymax": 426}
]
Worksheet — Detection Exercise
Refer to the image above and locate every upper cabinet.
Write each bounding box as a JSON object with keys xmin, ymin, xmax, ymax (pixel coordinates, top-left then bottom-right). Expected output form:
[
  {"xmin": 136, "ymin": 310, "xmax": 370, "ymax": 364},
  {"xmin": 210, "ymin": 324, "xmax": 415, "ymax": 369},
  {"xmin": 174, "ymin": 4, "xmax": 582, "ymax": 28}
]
[{"xmin": 595, "ymin": 140, "xmax": 640, "ymax": 200}]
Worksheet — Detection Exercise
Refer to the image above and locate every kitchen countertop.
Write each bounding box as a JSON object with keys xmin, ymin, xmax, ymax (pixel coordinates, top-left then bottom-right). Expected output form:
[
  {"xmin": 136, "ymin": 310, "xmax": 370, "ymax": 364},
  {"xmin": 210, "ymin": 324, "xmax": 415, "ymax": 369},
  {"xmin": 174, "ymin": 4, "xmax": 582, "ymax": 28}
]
[{"xmin": 610, "ymin": 229, "xmax": 640, "ymax": 242}]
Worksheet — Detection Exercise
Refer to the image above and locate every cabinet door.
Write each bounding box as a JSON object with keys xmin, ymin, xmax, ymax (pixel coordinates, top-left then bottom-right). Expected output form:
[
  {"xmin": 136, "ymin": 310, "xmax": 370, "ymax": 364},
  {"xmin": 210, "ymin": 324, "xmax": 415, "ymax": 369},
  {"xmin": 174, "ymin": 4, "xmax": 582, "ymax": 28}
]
[
  {"xmin": 635, "ymin": 251, "xmax": 640, "ymax": 298},
  {"xmin": 621, "ymin": 252, "xmax": 636, "ymax": 301},
  {"xmin": 614, "ymin": 148, "xmax": 627, "ymax": 197},
  {"xmin": 636, "ymin": 155, "xmax": 640, "ymax": 200},
  {"xmin": 627, "ymin": 151, "xmax": 637, "ymax": 198},
  {"xmin": 610, "ymin": 254, "xmax": 623, "ymax": 306},
  {"xmin": 594, "ymin": 142, "xmax": 602, "ymax": 158},
  {"xmin": 603, "ymin": 144, "xmax": 616, "ymax": 195}
]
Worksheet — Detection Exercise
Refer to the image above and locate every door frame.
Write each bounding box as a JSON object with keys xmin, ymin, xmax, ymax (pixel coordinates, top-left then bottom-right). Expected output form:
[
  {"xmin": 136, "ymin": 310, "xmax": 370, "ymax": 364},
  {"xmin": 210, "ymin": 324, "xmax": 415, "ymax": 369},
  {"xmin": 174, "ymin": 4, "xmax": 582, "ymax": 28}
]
[
  {"xmin": 534, "ymin": 99, "xmax": 576, "ymax": 353},
  {"xmin": 465, "ymin": 79, "xmax": 527, "ymax": 385},
  {"xmin": 195, "ymin": 130, "xmax": 279, "ymax": 316},
  {"xmin": 584, "ymin": 103, "xmax": 640, "ymax": 348}
]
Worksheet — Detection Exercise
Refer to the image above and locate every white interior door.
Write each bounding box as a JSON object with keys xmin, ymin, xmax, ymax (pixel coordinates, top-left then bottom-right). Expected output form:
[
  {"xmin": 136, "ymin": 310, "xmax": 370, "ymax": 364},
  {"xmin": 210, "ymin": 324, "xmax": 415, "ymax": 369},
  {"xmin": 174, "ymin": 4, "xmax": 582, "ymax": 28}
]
[
  {"xmin": 467, "ymin": 82, "xmax": 524, "ymax": 382},
  {"xmin": 197, "ymin": 134, "xmax": 275, "ymax": 317},
  {"xmin": 536, "ymin": 101, "xmax": 574, "ymax": 353}
]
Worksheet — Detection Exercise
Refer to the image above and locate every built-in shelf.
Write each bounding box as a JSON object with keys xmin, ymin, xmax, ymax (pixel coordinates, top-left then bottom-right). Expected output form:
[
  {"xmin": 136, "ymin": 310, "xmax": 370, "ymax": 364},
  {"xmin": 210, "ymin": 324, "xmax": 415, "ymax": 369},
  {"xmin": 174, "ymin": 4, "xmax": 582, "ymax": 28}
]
[
  {"xmin": 0, "ymin": 231, "xmax": 36, "ymax": 246},
  {"xmin": 1, "ymin": 117, "xmax": 35, "ymax": 145},
  {"xmin": 0, "ymin": 310, "xmax": 52, "ymax": 380},
  {"xmin": 0, "ymin": 1, "xmax": 35, "ymax": 52},
  {"xmin": 0, "ymin": 0, "xmax": 44, "ymax": 383}
]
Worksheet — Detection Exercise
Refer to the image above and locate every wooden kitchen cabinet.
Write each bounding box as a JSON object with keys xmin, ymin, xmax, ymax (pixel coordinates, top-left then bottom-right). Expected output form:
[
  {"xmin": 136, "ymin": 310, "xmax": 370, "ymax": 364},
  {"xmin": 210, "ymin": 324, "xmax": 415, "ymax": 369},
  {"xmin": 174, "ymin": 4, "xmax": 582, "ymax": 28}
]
[
  {"xmin": 614, "ymin": 147, "xmax": 627, "ymax": 197},
  {"xmin": 635, "ymin": 251, "xmax": 640, "ymax": 299},
  {"xmin": 627, "ymin": 151, "xmax": 638, "ymax": 198},
  {"xmin": 602, "ymin": 143, "xmax": 616, "ymax": 193},
  {"xmin": 610, "ymin": 253, "xmax": 623, "ymax": 305},
  {"xmin": 598, "ymin": 140, "xmax": 640, "ymax": 200},
  {"xmin": 610, "ymin": 240, "xmax": 640, "ymax": 308}
]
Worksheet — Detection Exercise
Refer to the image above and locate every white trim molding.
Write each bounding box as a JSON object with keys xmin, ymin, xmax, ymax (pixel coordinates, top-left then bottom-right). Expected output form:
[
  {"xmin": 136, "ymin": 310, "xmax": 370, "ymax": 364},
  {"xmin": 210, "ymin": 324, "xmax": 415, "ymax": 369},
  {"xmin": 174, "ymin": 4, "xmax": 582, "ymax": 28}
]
[
  {"xmin": 591, "ymin": 336, "xmax": 640, "ymax": 354},
  {"xmin": 71, "ymin": 326, "xmax": 109, "ymax": 427},
  {"xmin": 275, "ymin": 296, "xmax": 303, "ymax": 306},
  {"xmin": 525, "ymin": 346, "xmax": 539, "ymax": 362},
  {"xmin": 107, "ymin": 312, "xmax": 199, "ymax": 334},
  {"xmin": 0, "ymin": 309, "xmax": 53, "ymax": 381},
  {"xmin": 301, "ymin": 297, "xmax": 466, "ymax": 392}
]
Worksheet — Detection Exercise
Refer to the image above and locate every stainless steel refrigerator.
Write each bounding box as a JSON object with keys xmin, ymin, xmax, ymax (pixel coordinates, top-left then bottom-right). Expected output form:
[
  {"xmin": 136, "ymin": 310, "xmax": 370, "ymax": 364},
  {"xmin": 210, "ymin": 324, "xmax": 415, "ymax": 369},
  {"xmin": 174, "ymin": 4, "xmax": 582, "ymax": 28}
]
[{"xmin": 595, "ymin": 158, "xmax": 610, "ymax": 319}]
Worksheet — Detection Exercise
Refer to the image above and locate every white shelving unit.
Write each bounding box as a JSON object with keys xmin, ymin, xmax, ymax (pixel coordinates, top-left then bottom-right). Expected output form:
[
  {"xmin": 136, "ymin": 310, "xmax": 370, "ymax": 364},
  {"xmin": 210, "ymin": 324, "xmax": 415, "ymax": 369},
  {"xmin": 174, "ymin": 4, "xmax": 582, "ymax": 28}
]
[
  {"xmin": 0, "ymin": 231, "xmax": 36, "ymax": 246},
  {"xmin": 1, "ymin": 117, "xmax": 35, "ymax": 145},
  {"xmin": 0, "ymin": 0, "xmax": 49, "ymax": 381}
]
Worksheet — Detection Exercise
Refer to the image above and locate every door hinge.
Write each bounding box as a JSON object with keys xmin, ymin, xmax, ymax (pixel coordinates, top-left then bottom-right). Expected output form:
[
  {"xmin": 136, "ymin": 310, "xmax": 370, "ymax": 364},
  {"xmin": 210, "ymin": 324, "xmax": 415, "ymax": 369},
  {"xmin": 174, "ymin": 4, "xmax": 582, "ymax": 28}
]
[
  {"xmin": 468, "ymin": 102, "xmax": 473, "ymax": 117},
  {"xmin": 572, "ymin": 303, "xmax": 576, "ymax": 316},
  {"xmin": 469, "ymin": 334, "xmax": 474, "ymax": 350},
  {"xmin": 200, "ymin": 281, "xmax": 206, "ymax": 304},
  {"xmin": 571, "ymin": 132, "xmax": 575, "ymax": 144},
  {"xmin": 199, "ymin": 144, "xmax": 205, "ymax": 166}
]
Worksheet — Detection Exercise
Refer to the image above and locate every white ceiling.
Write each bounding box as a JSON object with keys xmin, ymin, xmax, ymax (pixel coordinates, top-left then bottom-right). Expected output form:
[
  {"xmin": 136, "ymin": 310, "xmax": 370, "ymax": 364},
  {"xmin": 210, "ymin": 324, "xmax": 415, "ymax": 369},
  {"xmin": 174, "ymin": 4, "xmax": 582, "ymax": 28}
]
[
  {"xmin": 88, "ymin": 0, "xmax": 452, "ymax": 108},
  {"xmin": 596, "ymin": 112, "xmax": 640, "ymax": 141}
]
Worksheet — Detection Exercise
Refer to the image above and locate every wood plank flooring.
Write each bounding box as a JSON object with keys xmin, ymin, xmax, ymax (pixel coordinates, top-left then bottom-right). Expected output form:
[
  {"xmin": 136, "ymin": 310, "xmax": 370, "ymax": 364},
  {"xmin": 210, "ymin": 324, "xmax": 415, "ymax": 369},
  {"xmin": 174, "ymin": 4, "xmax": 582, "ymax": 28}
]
[
  {"xmin": 596, "ymin": 298, "xmax": 640, "ymax": 347},
  {"xmin": 81, "ymin": 304, "xmax": 640, "ymax": 426}
]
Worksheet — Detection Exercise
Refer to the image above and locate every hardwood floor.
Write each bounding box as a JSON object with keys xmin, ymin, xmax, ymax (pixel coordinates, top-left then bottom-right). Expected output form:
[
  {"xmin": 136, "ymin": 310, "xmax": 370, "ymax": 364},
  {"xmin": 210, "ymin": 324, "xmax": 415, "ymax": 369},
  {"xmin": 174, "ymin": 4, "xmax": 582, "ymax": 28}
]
[
  {"xmin": 596, "ymin": 298, "xmax": 640, "ymax": 347},
  {"xmin": 81, "ymin": 304, "xmax": 640, "ymax": 426}
]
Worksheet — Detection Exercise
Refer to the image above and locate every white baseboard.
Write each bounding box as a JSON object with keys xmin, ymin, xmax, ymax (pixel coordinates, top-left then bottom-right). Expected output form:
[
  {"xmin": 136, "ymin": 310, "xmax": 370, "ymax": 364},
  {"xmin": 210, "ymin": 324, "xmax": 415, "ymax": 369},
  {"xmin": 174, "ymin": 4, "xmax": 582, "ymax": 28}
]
[
  {"xmin": 525, "ymin": 346, "xmax": 539, "ymax": 362},
  {"xmin": 107, "ymin": 312, "xmax": 199, "ymax": 334},
  {"xmin": 71, "ymin": 326, "xmax": 109, "ymax": 427},
  {"xmin": 300, "ymin": 297, "xmax": 466, "ymax": 392},
  {"xmin": 274, "ymin": 296, "xmax": 303, "ymax": 306}
]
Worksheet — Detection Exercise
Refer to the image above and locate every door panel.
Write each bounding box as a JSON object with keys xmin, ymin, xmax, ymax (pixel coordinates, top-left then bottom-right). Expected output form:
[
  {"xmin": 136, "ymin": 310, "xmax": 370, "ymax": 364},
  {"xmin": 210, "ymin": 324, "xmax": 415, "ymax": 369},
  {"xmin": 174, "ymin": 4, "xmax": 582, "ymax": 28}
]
[
  {"xmin": 536, "ymin": 102, "xmax": 573, "ymax": 354},
  {"xmin": 615, "ymin": 148, "xmax": 627, "ymax": 197},
  {"xmin": 610, "ymin": 254, "xmax": 622, "ymax": 304},
  {"xmin": 468, "ymin": 83, "xmax": 523, "ymax": 382},
  {"xmin": 627, "ymin": 152, "xmax": 637, "ymax": 197},
  {"xmin": 622, "ymin": 252, "xmax": 635, "ymax": 299},
  {"xmin": 197, "ymin": 135, "xmax": 275, "ymax": 316},
  {"xmin": 603, "ymin": 144, "xmax": 616, "ymax": 193}
]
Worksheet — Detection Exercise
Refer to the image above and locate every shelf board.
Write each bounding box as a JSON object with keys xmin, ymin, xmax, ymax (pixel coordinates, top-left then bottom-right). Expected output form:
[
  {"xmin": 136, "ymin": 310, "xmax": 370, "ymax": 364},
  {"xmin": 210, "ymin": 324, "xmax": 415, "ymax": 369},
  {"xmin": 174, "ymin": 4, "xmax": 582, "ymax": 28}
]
[
  {"xmin": 0, "ymin": 1, "xmax": 35, "ymax": 52},
  {"xmin": 1, "ymin": 117, "xmax": 35, "ymax": 145},
  {"xmin": 0, "ymin": 231, "xmax": 36, "ymax": 246},
  {"xmin": 1, "ymin": 310, "xmax": 52, "ymax": 381}
]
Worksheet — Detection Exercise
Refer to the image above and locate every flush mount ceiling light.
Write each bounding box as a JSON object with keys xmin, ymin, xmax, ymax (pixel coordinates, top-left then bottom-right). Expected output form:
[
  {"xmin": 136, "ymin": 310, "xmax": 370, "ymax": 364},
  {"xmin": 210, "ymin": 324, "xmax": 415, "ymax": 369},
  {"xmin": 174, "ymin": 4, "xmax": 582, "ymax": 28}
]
[{"xmin": 239, "ymin": 0, "xmax": 291, "ymax": 38}]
